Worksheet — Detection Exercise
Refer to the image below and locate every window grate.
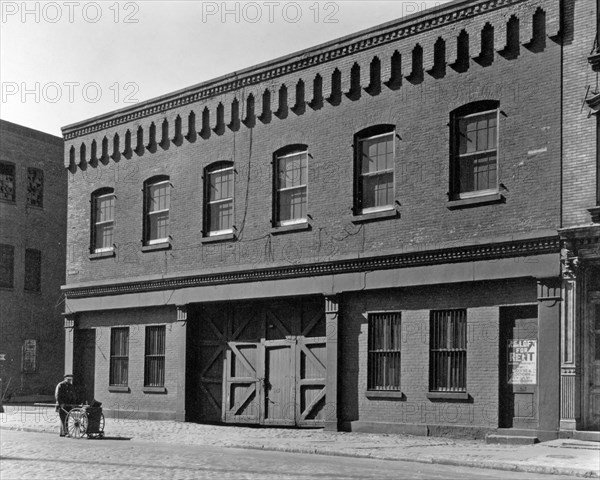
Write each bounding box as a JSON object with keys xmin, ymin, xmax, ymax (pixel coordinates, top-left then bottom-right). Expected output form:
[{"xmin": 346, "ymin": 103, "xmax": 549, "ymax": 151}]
[
  {"xmin": 110, "ymin": 327, "xmax": 129, "ymax": 386},
  {"xmin": 430, "ymin": 310, "xmax": 467, "ymax": 392},
  {"xmin": 368, "ymin": 312, "xmax": 401, "ymax": 390},
  {"xmin": 144, "ymin": 326, "xmax": 165, "ymax": 387}
]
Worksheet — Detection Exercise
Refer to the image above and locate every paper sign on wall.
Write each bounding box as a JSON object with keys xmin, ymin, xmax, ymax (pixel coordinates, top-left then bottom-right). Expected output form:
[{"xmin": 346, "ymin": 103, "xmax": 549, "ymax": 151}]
[{"xmin": 507, "ymin": 339, "xmax": 537, "ymax": 385}]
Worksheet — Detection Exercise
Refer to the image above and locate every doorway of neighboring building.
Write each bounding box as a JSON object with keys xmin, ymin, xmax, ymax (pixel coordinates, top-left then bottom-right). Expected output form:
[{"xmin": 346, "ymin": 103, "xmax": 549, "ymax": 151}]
[
  {"xmin": 73, "ymin": 329, "xmax": 96, "ymax": 404},
  {"xmin": 499, "ymin": 305, "xmax": 539, "ymax": 429}
]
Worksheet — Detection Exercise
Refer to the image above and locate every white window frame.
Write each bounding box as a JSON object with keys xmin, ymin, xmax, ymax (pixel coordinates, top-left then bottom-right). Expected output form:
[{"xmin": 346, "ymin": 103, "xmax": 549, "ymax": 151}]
[
  {"xmin": 146, "ymin": 179, "xmax": 170, "ymax": 245},
  {"xmin": 456, "ymin": 109, "xmax": 499, "ymax": 199},
  {"xmin": 357, "ymin": 131, "xmax": 395, "ymax": 214},
  {"xmin": 93, "ymin": 192, "xmax": 115, "ymax": 253},
  {"xmin": 206, "ymin": 165, "xmax": 234, "ymax": 236},
  {"xmin": 276, "ymin": 150, "xmax": 308, "ymax": 226}
]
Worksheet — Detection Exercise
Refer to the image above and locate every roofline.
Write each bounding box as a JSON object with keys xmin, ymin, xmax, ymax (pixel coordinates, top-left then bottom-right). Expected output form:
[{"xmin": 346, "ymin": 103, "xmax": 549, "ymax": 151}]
[
  {"xmin": 1, "ymin": 118, "xmax": 63, "ymax": 144},
  {"xmin": 60, "ymin": 0, "xmax": 521, "ymax": 136}
]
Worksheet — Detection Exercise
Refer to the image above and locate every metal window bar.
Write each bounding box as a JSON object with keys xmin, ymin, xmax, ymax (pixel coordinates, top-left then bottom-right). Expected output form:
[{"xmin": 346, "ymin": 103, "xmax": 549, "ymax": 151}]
[
  {"xmin": 144, "ymin": 326, "xmax": 165, "ymax": 387},
  {"xmin": 110, "ymin": 328, "xmax": 129, "ymax": 386},
  {"xmin": 430, "ymin": 310, "xmax": 466, "ymax": 392},
  {"xmin": 368, "ymin": 313, "xmax": 401, "ymax": 390}
]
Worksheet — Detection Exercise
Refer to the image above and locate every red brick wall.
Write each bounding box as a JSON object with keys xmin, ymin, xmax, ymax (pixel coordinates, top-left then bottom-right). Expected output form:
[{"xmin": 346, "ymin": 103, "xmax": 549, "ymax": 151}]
[
  {"xmin": 339, "ymin": 278, "xmax": 537, "ymax": 433},
  {"xmin": 64, "ymin": 1, "xmax": 562, "ymax": 287},
  {"xmin": 562, "ymin": 0, "xmax": 599, "ymax": 227},
  {"xmin": 77, "ymin": 306, "xmax": 184, "ymax": 420},
  {"xmin": 0, "ymin": 120, "xmax": 66, "ymax": 396}
]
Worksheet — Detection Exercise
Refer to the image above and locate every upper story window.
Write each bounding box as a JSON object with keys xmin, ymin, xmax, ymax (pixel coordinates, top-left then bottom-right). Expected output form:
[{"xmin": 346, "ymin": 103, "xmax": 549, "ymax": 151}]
[
  {"xmin": 144, "ymin": 176, "xmax": 170, "ymax": 245},
  {"xmin": 354, "ymin": 125, "xmax": 395, "ymax": 214},
  {"xmin": 451, "ymin": 101, "xmax": 499, "ymax": 199},
  {"xmin": 91, "ymin": 188, "xmax": 115, "ymax": 253},
  {"xmin": 24, "ymin": 248, "xmax": 41, "ymax": 292},
  {"xmin": 0, "ymin": 244, "xmax": 14, "ymax": 289},
  {"xmin": 0, "ymin": 162, "xmax": 16, "ymax": 203},
  {"xmin": 274, "ymin": 146, "xmax": 307, "ymax": 225},
  {"xmin": 26, "ymin": 168, "xmax": 43, "ymax": 208},
  {"xmin": 204, "ymin": 162, "xmax": 234, "ymax": 236}
]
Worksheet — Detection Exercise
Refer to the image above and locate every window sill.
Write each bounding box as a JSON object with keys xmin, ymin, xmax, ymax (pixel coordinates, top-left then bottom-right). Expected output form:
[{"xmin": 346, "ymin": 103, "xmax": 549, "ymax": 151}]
[
  {"xmin": 0, "ymin": 199, "xmax": 16, "ymax": 205},
  {"xmin": 89, "ymin": 250, "xmax": 116, "ymax": 260},
  {"xmin": 142, "ymin": 386, "xmax": 167, "ymax": 394},
  {"xmin": 447, "ymin": 193, "xmax": 504, "ymax": 210},
  {"xmin": 426, "ymin": 392, "xmax": 470, "ymax": 401},
  {"xmin": 24, "ymin": 289, "xmax": 42, "ymax": 294},
  {"xmin": 351, "ymin": 209, "xmax": 399, "ymax": 223},
  {"xmin": 108, "ymin": 386, "xmax": 130, "ymax": 393},
  {"xmin": 271, "ymin": 222, "xmax": 310, "ymax": 235},
  {"xmin": 141, "ymin": 242, "xmax": 171, "ymax": 252},
  {"xmin": 26, "ymin": 204, "xmax": 44, "ymax": 210},
  {"xmin": 200, "ymin": 233, "xmax": 236, "ymax": 244},
  {"xmin": 366, "ymin": 390, "xmax": 405, "ymax": 399}
]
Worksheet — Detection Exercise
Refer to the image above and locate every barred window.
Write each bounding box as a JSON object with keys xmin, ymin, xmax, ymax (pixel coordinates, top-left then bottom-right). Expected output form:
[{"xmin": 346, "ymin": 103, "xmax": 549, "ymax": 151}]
[
  {"xmin": 144, "ymin": 326, "xmax": 165, "ymax": 387},
  {"xmin": 204, "ymin": 163, "xmax": 234, "ymax": 236},
  {"xmin": 110, "ymin": 328, "xmax": 129, "ymax": 386},
  {"xmin": 144, "ymin": 177, "xmax": 170, "ymax": 245},
  {"xmin": 430, "ymin": 310, "xmax": 467, "ymax": 392},
  {"xmin": 27, "ymin": 168, "xmax": 43, "ymax": 208},
  {"xmin": 368, "ymin": 312, "xmax": 402, "ymax": 390},
  {"xmin": 22, "ymin": 339, "xmax": 37, "ymax": 373},
  {"xmin": 91, "ymin": 189, "xmax": 115, "ymax": 252},
  {"xmin": 24, "ymin": 249, "xmax": 41, "ymax": 292},
  {"xmin": 0, "ymin": 162, "xmax": 16, "ymax": 202},
  {"xmin": 0, "ymin": 244, "xmax": 14, "ymax": 288},
  {"xmin": 275, "ymin": 148, "xmax": 307, "ymax": 225}
]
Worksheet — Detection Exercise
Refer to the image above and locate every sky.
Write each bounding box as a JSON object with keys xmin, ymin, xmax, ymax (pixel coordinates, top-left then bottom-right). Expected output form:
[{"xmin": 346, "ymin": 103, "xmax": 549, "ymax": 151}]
[{"xmin": 0, "ymin": 1, "xmax": 451, "ymax": 137}]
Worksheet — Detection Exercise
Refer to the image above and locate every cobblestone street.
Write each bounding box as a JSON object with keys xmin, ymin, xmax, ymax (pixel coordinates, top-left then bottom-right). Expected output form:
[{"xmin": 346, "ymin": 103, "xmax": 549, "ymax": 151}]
[{"xmin": 0, "ymin": 430, "xmax": 580, "ymax": 480}]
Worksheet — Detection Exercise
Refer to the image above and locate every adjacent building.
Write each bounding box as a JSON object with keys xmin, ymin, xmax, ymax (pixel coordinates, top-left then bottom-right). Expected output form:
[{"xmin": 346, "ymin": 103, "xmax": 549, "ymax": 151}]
[
  {"xmin": 0, "ymin": 119, "xmax": 66, "ymax": 399},
  {"xmin": 61, "ymin": 0, "xmax": 598, "ymax": 440}
]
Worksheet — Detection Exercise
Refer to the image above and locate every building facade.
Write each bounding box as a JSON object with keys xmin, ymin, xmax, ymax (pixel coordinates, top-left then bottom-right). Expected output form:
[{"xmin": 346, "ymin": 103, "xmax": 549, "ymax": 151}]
[
  {"xmin": 61, "ymin": 0, "xmax": 597, "ymax": 440},
  {"xmin": 0, "ymin": 120, "xmax": 66, "ymax": 399}
]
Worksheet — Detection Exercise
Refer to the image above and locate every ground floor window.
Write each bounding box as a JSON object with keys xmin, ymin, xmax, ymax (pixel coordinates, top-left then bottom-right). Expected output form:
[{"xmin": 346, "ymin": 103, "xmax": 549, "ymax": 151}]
[
  {"xmin": 367, "ymin": 312, "xmax": 402, "ymax": 390},
  {"xmin": 110, "ymin": 327, "xmax": 129, "ymax": 386},
  {"xmin": 430, "ymin": 309, "xmax": 467, "ymax": 392},
  {"xmin": 144, "ymin": 326, "xmax": 165, "ymax": 387}
]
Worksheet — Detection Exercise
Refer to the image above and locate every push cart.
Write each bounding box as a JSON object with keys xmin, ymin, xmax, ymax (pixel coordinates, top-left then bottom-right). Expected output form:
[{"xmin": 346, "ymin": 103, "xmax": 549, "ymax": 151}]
[{"xmin": 65, "ymin": 403, "xmax": 105, "ymax": 439}]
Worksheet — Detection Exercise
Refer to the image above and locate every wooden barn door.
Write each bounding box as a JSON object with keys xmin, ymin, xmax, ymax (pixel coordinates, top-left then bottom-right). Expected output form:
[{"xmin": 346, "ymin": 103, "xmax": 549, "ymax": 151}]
[
  {"xmin": 296, "ymin": 302, "xmax": 327, "ymax": 426},
  {"xmin": 224, "ymin": 304, "xmax": 264, "ymax": 424}
]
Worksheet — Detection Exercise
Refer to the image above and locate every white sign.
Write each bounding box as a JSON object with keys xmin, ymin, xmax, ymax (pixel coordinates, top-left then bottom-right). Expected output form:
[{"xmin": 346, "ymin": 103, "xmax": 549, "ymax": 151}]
[{"xmin": 508, "ymin": 339, "xmax": 537, "ymax": 384}]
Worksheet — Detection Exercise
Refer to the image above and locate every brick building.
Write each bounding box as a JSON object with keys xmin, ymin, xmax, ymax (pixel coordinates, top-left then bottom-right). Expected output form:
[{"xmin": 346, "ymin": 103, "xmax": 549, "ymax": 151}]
[
  {"xmin": 0, "ymin": 120, "xmax": 66, "ymax": 399},
  {"xmin": 61, "ymin": 0, "xmax": 598, "ymax": 440}
]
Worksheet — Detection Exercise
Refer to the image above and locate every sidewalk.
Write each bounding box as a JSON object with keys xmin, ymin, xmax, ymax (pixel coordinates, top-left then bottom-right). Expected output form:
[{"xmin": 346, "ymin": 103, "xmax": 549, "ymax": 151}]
[{"xmin": 1, "ymin": 405, "xmax": 598, "ymax": 478}]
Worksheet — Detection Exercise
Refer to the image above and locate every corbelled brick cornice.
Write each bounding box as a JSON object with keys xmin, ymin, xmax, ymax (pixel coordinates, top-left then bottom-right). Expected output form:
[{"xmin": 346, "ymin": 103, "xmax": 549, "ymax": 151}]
[
  {"xmin": 63, "ymin": 235, "xmax": 560, "ymax": 299},
  {"xmin": 62, "ymin": 0, "xmax": 540, "ymax": 141}
]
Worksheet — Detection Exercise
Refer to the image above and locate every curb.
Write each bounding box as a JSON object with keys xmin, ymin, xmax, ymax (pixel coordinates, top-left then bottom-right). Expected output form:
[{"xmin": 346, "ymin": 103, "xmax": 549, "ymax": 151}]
[{"xmin": 2, "ymin": 425, "xmax": 598, "ymax": 478}]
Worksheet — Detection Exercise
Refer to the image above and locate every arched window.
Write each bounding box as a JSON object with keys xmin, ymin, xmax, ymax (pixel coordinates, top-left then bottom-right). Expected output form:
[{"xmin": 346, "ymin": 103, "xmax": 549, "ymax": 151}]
[
  {"xmin": 354, "ymin": 125, "xmax": 395, "ymax": 214},
  {"xmin": 273, "ymin": 145, "xmax": 308, "ymax": 225},
  {"xmin": 204, "ymin": 162, "xmax": 234, "ymax": 236},
  {"xmin": 143, "ymin": 176, "xmax": 170, "ymax": 245},
  {"xmin": 450, "ymin": 100, "xmax": 500, "ymax": 199},
  {"xmin": 91, "ymin": 187, "xmax": 115, "ymax": 252}
]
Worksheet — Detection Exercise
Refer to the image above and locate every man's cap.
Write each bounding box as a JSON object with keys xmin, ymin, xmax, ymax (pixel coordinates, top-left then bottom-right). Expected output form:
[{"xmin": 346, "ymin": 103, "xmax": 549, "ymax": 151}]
[{"xmin": 64, "ymin": 374, "xmax": 73, "ymax": 378}]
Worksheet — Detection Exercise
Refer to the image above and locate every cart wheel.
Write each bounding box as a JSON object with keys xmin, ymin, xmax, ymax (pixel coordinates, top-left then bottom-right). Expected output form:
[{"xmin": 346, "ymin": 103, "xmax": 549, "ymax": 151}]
[
  {"xmin": 87, "ymin": 413, "xmax": 105, "ymax": 439},
  {"xmin": 66, "ymin": 408, "xmax": 87, "ymax": 439}
]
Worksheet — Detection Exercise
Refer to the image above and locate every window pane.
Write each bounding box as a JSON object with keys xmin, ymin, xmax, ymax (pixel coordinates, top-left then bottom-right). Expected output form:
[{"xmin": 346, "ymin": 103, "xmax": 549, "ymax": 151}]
[
  {"xmin": 149, "ymin": 211, "xmax": 169, "ymax": 240},
  {"xmin": 278, "ymin": 152, "xmax": 307, "ymax": 189},
  {"xmin": 24, "ymin": 249, "xmax": 41, "ymax": 292},
  {"xmin": 0, "ymin": 162, "xmax": 15, "ymax": 202},
  {"xmin": 209, "ymin": 169, "xmax": 233, "ymax": 202},
  {"xmin": 361, "ymin": 134, "xmax": 394, "ymax": 174},
  {"xmin": 0, "ymin": 244, "xmax": 14, "ymax": 288},
  {"xmin": 209, "ymin": 200, "xmax": 233, "ymax": 232},
  {"xmin": 362, "ymin": 172, "xmax": 393, "ymax": 209},
  {"xmin": 96, "ymin": 195, "xmax": 115, "ymax": 223},
  {"xmin": 148, "ymin": 182, "xmax": 170, "ymax": 212},
  {"xmin": 27, "ymin": 168, "xmax": 43, "ymax": 207},
  {"xmin": 279, "ymin": 187, "xmax": 307, "ymax": 222},
  {"xmin": 95, "ymin": 223, "xmax": 114, "ymax": 249}
]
